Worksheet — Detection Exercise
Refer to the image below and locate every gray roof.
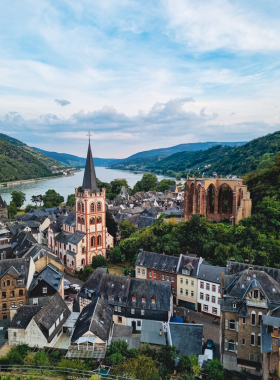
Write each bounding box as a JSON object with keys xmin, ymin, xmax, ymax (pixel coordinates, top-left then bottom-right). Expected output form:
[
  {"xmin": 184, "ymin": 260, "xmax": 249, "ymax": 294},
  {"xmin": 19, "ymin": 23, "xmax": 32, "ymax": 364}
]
[
  {"xmin": 29, "ymin": 264, "xmax": 63, "ymax": 292},
  {"xmin": 168, "ymin": 323, "xmax": 203, "ymax": 357},
  {"xmin": 226, "ymin": 261, "xmax": 280, "ymax": 282},
  {"xmin": 261, "ymin": 318, "xmax": 280, "ymax": 353},
  {"xmin": 136, "ymin": 250, "xmax": 179, "ymax": 273},
  {"xmin": 9, "ymin": 305, "xmax": 41, "ymax": 329},
  {"xmin": 140, "ymin": 320, "xmax": 166, "ymax": 345},
  {"xmin": 80, "ymin": 268, "xmax": 109, "ymax": 298},
  {"xmin": 0, "ymin": 258, "xmax": 30, "ymax": 283},
  {"xmin": 49, "ymin": 222, "xmax": 62, "ymax": 234},
  {"xmin": 177, "ymin": 255, "xmax": 201, "ymax": 278},
  {"xmin": 82, "ymin": 141, "xmax": 99, "ymax": 193},
  {"xmin": 263, "ymin": 315, "xmax": 280, "ymax": 328},
  {"xmin": 54, "ymin": 230, "xmax": 85, "ymax": 245},
  {"xmin": 198, "ymin": 264, "xmax": 225, "ymax": 284},
  {"xmin": 99, "ymin": 274, "xmax": 131, "ymax": 298},
  {"xmin": 24, "ymin": 244, "xmax": 61, "ymax": 264},
  {"xmin": 66, "ymin": 249, "xmax": 77, "ymax": 257},
  {"xmin": 62, "ymin": 211, "xmax": 76, "ymax": 227}
]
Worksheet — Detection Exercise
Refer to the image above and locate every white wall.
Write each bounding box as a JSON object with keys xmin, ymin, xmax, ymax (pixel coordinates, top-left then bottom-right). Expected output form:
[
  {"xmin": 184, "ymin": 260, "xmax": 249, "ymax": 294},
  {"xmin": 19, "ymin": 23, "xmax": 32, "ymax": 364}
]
[{"xmin": 197, "ymin": 280, "xmax": 221, "ymax": 316}]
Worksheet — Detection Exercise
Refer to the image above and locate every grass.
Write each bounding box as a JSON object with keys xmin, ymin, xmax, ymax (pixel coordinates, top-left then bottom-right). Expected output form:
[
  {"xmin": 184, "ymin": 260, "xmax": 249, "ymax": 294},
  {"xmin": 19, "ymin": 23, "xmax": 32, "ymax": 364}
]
[{"xmin": 107, "ymin": 261, "xmax": 134, "ymax": 276}]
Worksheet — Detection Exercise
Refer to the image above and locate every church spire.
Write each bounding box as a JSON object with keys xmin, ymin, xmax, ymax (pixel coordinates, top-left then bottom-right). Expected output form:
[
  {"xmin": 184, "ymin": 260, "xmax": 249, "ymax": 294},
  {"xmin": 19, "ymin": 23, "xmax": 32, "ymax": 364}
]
[{"xmin": 82, "ymin": 131, "xmax": 100, "ymax": 193}]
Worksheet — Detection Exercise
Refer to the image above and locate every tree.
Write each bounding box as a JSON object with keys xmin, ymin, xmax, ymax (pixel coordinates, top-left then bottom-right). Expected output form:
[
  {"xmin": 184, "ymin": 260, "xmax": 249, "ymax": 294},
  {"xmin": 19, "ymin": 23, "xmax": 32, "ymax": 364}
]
[
  {"xmin": 106, "ymin": 211, "xmax": 118, "ymax": 240},
  {"xmin": 157, "ymin": 179, "xmax": 176, "ymax": 192},
  {"xmin": 8, "ymin": 202, "xmax": 17, "ymax": 218},
  {"xmin": 110, "ymin": 179, "xmax": 131, "ymax": 196},
  {"xmin": 92, "ymin": 255, "xmax": 107, "ymax": 269},
  {"xmin": 119, "ymin": 220, "xmax": 136, "ymax": 240},
  {"xmin": 109, "ymin": 246, "xmax": 125, "ymax": 263},
  {"xmin": 177, "ymin": 354, "xmax": 191, "ymax": 373},
  {"xmin": 25, "ymin": 204, "xmax": 33, "ymax": 213},
  {"xmin": 156, "ymin": 345, "xmax": 179, "ymax": 373},
  {"xmin": 107, "ymin": 339, "xmax": 129, "ymax": 357},
  {"xmin": 206, "ymin": 359, "xmax": 224, "ymax": 380},
  {"xmin": 112, "ymin": 355, "xmax": 158, "ymax": 380},
  {"xmin": 42, "ymin": 189, "xmax": 64, "ymax": 207},
  {"xmin": 34, "ymin": 350, "xmax": 50, "ymax": 366},
  {"xmin": 132, "ymin": 174, "xmax": 157, "ymax": 193},
  {"xmin": 67, "ymin": 194, "xmax": 75, "ymax": 207},
  {"xmin": 31, "ymin": 195, "xmax": 39, "ymax": 206},
  {"xmin": 11, "ymin": 191, "xmax": 26, "ymax": 208},
  {"xmin": 106, "ymin": 353, "xmax": 124, "ymax": 366}
]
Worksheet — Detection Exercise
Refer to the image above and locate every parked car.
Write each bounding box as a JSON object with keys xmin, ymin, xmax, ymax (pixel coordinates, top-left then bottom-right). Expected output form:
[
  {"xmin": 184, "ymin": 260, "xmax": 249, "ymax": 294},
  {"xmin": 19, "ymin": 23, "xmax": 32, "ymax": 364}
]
[{"xmin": 70, "ymin": 284, "xmax": 81, "ymax": 292}]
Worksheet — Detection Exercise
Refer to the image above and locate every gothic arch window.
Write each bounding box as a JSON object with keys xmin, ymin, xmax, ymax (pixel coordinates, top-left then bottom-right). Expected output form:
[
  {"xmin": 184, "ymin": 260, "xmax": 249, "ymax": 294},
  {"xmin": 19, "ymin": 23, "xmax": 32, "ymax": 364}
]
[
  {"xmin": 78, "ymin": 203, "xmax": 81, "ymax": 211},
  {"xmin": 141, "ymin": 296, "xmax": 146, "ymax": 303},
  {"xmin": 97, "ymin": 216, "xmax": 102, "ymax": 224},
  {"xmin": 251, "ymin": 311, "xmax": 256, "ymax": 325},
  {"xmin": 151, "ymin": 296, "xmax": 156, "ymax": 304},
  {"xmin": 78, "ymin": 217, "xmax": 81, "ymax": 224},
  {"xmin": 97, "ymin": 202, "xmax": 102, "ymax": 211},
  {"xmin": 97, "ymin": 235, "xmax": 102, "ymax": 246},
  {"xmin": 82, "ymin": 203, "xmax": 85, "ymax": 212},
  {"xmin": 132, "ymin": 294, "xmax": 136, "ymax": 302},
  {"xmin": 90, "ymin": 217, "xmax": 95, "ymax": 225},
  {"xmin": 91, "ymin": 203, "xmax": 95, "ymax": 212},
  {"xmin": 81, "ymin": 218, "xmax": 85, "ymax": 225},
  {"xmin": 81, "ymin": 259, "xmax": 85, "ymax": 265},
  {"xmin": 91, "ymin": 236, "xmax": 95, "ymax": 247}
]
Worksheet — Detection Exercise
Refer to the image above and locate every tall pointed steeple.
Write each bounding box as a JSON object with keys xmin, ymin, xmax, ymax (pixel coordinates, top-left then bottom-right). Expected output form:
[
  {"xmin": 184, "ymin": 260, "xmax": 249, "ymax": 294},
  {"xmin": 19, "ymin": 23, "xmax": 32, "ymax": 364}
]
[{"xmin": 82, "ymin": 134, "xmax": 100, "ymax": 193}]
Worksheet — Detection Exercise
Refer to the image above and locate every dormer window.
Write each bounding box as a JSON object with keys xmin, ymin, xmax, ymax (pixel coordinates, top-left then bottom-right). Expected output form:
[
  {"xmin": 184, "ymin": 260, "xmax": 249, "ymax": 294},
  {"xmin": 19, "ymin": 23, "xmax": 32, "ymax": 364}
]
[
  {"xmin": 118, "ymin": 297, "xmax": 122, "ymax": 302},
  {"xmin": 141, "ymin": 296, "xmax": 146, "ymax": 303},
  {"xmin": 151, "ymin": 297, "xmax": 156, "ymax": 304},
  {"xmin": 162, "ymin": 264, "xmax": 166, "ymax": 271},
  {"xmin": 233, "ymin": 302, "xmax": 236, "ymax": 309},
  {"xmin": 132, "ymin": 295, "xmax": 136, "ymax": 302}
]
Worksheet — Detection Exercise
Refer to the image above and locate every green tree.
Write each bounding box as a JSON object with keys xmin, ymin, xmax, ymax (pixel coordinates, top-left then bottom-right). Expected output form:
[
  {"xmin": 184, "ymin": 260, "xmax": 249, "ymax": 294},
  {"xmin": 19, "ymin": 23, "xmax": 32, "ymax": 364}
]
[
  {"xmin": 31, "ymin": 195, "xmax": 39, "ymax": 206},
  {"xmin": 110, "ymin": 179, "xmax": 131, "ymax": 195},
  {"xmin": 132, "ymin": 174, "xmax": 157, "ymax": 193},
  {"xmin": 67, "ymin": 194, "xmax": 75, "ymax": 207},
  {"xmin": 107, "ymin": 339, "xmax": 129, "ymax": 357},
  {"xmin": 8, "ymin": 202, "xmax": 17, "ymax": 218},
  {"xmin": 78, "ymin": 266, "xmax": 92, "ymax": 281},
  {"xmin": 109, "ymin": 246, "xmax": 125, "ymax": 263},
  {"xmin": 42, "ymin": 189, "xmax": 64, "ymax": 207},
  {"xmin": 106, "ymin": 211, "xmax": 118, "ymax": 240},
  {"xmin": 157, "ymin": 179, "xmax": 176, "ymax": 192},
  {"xmin": 34, "ymin": 350, "xmax": 50, "ymax": 366},
  {"xmin": 120, "ymin": 220, "xmax": 137, "ymax": 240},
  {"xmin": 106, "ymin": 353, "xmax": 124, "ymax": 366},
  {"xmin": 206, "ymin": 359, "xmax": 225, "ymax": 380},
  {"xmin": 25, "ymin": 204, "xmax": 33, "ymax": 213},
  {"xmin": 156, "ymin": 345, "xmax": 179, "ymax": 373},
  {"xmin": 92, "ymin": 255, "xmax": 107, "ymax": 269},
  {"xmin": 11, "ymin": 191, "xmax": 26, "ymax": 208},
  {"xmin": 178, "ymin": 373, "xmax": 196, "ymax": 380},
  {"xmin": 112, "ymin": 355, "xmax": 158, "ymax": 380},
  {"xmin": 119, "ymin": 236, "xmax": 141, "ymax": 261},
  {"xmin": 177, "ymin": 354, "xmax": 191, "ymax": 373}
]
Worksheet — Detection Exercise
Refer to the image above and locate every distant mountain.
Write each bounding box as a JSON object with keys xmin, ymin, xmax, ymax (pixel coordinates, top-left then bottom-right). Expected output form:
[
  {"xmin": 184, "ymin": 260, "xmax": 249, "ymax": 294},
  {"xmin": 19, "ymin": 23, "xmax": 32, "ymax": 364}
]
[
  {"xmin": 32, "ymin": 148, "xmax": 122, "ymax": 168},
  {"xmin": 0, "ymin": 133, "xmax": 27, "ymax": 147},
  {"xmin": 123, "ymin": 141, "xmax": 247, "ymax": 160}
]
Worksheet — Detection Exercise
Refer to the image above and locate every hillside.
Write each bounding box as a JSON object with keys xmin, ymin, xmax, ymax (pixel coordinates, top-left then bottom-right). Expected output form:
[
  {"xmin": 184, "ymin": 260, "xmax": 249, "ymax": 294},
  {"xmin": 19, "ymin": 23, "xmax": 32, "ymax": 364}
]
[
  {"xmin": 111, "ymin": 131, "xmax": 280, "ymax": 177},
  {"xmin": 0, "ymin": 138, "xmax": 54, "ymax": 182},
  {"xmin": 32, "ymin": 148, "xmax": 121, "ymax": 168}
]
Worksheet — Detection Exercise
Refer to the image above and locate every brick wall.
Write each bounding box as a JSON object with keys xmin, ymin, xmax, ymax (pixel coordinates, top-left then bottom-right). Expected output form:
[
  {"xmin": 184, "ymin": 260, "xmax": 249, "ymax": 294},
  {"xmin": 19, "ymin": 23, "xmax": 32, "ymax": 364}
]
[{"xmin": 0, "ymin": 274, "xmax": 27, "ymax": 319}]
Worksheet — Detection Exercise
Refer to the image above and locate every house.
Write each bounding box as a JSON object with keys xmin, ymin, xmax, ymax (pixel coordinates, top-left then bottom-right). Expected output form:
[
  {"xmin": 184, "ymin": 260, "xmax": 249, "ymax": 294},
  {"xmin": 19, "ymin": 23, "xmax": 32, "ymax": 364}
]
[
  {"xmin": 10, "ymin": 230, "xmax": 37, "ymax": 258},
  {"xmin": 197, "ymin": 264, "xmax": 225, "ymax": 317},
  {"xmin": 0, "ymin": 228, "xmax": 12, "ymax": 260},
  {"xmin": 135, "ymin": 250, "xmax": 178, "ymax": 301},
  {"xmin": 79, "ymin": 267, "xmax": 109, "ymax": 310},
  {"xmin": 261, "ymin": 315, "xmax": 280, "ymax": 380},
  {"xmin": 67, "ymin": 296, "xmax": 114, "ymax": 359},
  {"xmin": 0, "ymin": 257, "xmax": 35, "ymax": 320},
  {"xmin": 23, "ymin": 243, "xmax": 64, "ymax": 273},
  {"xmin": 139, "ymin": 205, "xmax": 161, "ymax": 229},
  {"xmin": 140, "ymin": 320, "xmax": 166, "ymax": 347},
  {"xmin": 8, "ymin": 292, "xmax": 71, "ymax": 348},
  {"xmin": 28, "ymin": 263, "xmax": 64, "ymax": 306},
  {"xmin": 220, "ymin": 261, "xmax": 280, "ymax": 375}
]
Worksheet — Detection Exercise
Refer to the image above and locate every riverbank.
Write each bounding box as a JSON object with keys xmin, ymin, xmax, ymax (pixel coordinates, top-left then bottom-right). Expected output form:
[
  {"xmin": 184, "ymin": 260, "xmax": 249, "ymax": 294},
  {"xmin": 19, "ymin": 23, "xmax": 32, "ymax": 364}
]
[{"xmin": 0, "ymin": 172, "xmax": 78, "ymax": 187}]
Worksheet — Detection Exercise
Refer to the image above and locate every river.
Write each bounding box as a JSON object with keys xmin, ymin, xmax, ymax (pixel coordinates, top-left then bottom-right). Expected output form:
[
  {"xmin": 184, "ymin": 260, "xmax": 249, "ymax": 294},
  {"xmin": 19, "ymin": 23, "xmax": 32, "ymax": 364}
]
[{"xmin": 0, "ymin": 168, "xmax": 173, "ymax": 206}]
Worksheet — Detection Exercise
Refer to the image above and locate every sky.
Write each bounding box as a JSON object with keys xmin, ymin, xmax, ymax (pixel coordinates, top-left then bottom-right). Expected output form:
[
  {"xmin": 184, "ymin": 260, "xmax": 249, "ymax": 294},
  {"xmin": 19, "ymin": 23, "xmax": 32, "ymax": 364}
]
[{"xmin": 0, "ymin": 0, "xmax": 280, "ymax": 158}]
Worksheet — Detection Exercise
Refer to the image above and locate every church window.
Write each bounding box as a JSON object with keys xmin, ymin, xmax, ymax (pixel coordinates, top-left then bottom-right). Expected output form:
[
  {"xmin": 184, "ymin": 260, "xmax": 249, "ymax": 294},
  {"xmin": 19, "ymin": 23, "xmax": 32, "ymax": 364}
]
[
  {"xmin": 78, "ymin": 203, "xmax": 81, "ymax": 211},
  {"xmin": 90, "ymin": 217, "xmax": 95, "ymax": 225},
  {"xmin": 81, "ymin": 259, "xmax": 85, "ymax": 265},
  {"xmin": 132, "ymin": 295, "xmax": 136, "ymax": 302},
  {"xmin": 78, "ymin": 217, "xmax": 80, "ymax": 224},
  {"xmin": 82, "ymin": 203, "xmax": 84, "ymax": 212},
  {"xmin": 97, "ymin": 216, "xmax": 102, "ymax": 224},
  {"xmin": 97, "ymin": 235, "xmax": 102, "ymax": 245},
  {"xmin": 91, "ymin": 203, "xmax": 95, "ymax": 212},
  {"xmin": 82, "ymin": 247, "xmax": 85, "ymax": 253},
  {"xmin": 151, "ymin": 297, "xmax": 156, "ymax": 304},
  {"xmin": 251, "ymin": 311, "xmax": 256, "ymax": 325},
  {"xmin": 141, "ymin": 296, "xmax": 146, "ymax": 303},
  {"xmin": 97, "ymin": 202, "xmax": 102, "ymax": 211},
  {"xmin": 91, "ymin": 236, "xmax": 95, "ymax": 247},
  {"xmin": 81, "ymin": 218, "xmax": 85, "ymax": 225}
]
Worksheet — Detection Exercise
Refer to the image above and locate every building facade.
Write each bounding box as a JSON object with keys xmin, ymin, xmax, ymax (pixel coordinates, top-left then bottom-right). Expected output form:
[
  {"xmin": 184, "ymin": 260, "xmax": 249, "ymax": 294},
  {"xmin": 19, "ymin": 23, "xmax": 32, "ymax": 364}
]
[{"xmin": 184, "ymin": 177, "xmax": 252, "ymax": 225}]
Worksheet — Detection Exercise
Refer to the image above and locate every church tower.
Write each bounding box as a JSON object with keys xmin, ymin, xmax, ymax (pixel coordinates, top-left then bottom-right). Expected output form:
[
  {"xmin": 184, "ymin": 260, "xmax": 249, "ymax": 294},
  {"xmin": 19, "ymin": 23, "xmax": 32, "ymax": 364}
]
[{"xmin": 75, "ymin": 136, "xmax": 113, "ymax": 265}]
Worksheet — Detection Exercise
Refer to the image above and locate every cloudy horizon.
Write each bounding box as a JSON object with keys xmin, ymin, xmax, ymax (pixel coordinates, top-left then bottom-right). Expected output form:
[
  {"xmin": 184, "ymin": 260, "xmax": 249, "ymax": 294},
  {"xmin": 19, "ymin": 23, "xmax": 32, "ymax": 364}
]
[{"xmin": 0, "ymin": 0, "xmax": 279, "ymax": 158}]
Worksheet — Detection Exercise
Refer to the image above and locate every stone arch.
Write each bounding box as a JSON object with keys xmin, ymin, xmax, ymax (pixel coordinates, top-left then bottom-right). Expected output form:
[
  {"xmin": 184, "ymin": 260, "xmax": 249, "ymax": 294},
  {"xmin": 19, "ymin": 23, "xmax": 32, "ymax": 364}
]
[
  {"xmin": 90, "ymin": 203, "xmax": 95, "ymax": 212},
  {"xmin": 218, "ymin": 183, "xmax": 233, "ymax": 214},
  {"xmin": 206, "ymin": 184, "xmax": 216, "ymax": 214},
  {"xmin": 90, "ymin": 217, "xmax": 95, "ymax": 225},
  {"xmin": 97, "ymin": 216, "xmax": 102, "ymax": 224},
  {"xmin": 237, "ymin": 188, "xmax": 244, "ymax": 207},
  {"xmin": 97, "ymin": 235, "xmax": 102, "ymax": 246},
  {"xmin": 97, "ymin": 202, "xmax": 102, "ymax": 211},
  {"xmin": 196, "ymin": 184, "xmax": 202, "ymax": 213},
  {"xmin": 188, "ymin": 183, "xmax": 194, "ymax": 214},
  {"xmin": 91, "ymin": 236, "xmax": 95, "ymax": 247}
]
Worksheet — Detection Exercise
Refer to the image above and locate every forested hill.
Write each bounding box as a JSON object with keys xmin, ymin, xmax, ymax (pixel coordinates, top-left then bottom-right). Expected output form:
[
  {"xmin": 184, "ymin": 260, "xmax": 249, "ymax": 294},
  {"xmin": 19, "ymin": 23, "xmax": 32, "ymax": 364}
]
[
  {"xmin": 110, "ymin": 131, "xmax": 280, "ymax": 177},
  {"xmin": 0, "ymin": 137, "xmax": 58, "ymax": 182}
]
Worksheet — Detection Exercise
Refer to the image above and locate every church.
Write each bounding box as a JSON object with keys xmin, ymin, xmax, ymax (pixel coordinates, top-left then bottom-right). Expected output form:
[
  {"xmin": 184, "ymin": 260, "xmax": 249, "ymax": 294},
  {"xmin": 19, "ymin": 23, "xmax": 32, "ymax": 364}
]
[{"xmin": 47, "ymin": 139, "xmax": 114, "ymax": 273}]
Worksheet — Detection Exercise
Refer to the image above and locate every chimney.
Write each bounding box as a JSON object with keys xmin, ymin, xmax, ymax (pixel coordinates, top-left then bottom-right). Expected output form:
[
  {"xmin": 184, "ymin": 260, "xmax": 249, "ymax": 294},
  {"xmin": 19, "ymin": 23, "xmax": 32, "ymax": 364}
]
[
  {"xmin": 159, "ymin": 329, "xmax": 162, "ymax": 336},
  {"xmin": 102, "ymin": 307, "xmax": 105, "ymax": 319}
]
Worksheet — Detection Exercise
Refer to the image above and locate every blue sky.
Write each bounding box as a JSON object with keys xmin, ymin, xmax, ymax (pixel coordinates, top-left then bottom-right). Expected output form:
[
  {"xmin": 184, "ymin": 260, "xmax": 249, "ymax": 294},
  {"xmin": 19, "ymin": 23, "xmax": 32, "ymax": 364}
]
[{"xmin": 0, "ymin": 0, "xmax": 280, "ymax": 158}]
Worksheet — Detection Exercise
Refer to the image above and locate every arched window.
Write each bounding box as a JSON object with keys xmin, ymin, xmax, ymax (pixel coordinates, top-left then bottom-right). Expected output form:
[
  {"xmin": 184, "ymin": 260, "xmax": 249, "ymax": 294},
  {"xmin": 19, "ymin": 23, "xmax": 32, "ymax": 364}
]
[
  {"xmin": 228, "ymin": 340, "xmax": 234, "ymax": 351},
  {"xmin": 229, "ymin": 320, "xmax": 235, "ymax": 330},
  {"xmin": 82, "ymin": 203, "xmax": 84, "ymax": 212},
  {"xmin": 90, "ymin": 217, "xmax": 95, "ymax": 225},
  {"xmin": 97, "ymin": 235, "xmax": 102, "ymax": 245},
  {"xmin": 97, "ymin": 216, "xmax": 102, "ymax": 224},
  {"xmin": 258, "ymin": 312, "xmax": 262, "ymax": 326},
  {"xmin": 91, "ymin": 203, "xmax": 95, "ymax": 212},
  {"xmin": 81, "ymin": 218, "xmax": 85, "ymax": 225},
  {"xmin": 132, "ymin": 295, "xmax": 136, "ymax": 302},
  {"xmin": 97, "ymin": 202, "xmax": 101, "ymax": 211},
  {"xmin": 141, "ymin": 296, "xmax": 146, "ymax": 303},
  {"xmin": 251, "ymin": 333, "xmax": 255, "ymax": 346},
  {"xmin": 91, "ymin": 236, "xmax": 95, "ymax": 247},
  {"xmin": 251, "ymin": 311, "xmax": 256, "ymax": 325},
  {"xmin": 78, "ymin": 203, "xmax": 81, "ymax": 211},
  {"xmin": 71, "ymin": 261, "xmax": 74, "ymax": 266},
  {"xmin": 81, "ymin": 259, "xmax": 85, "ymax": 265},
  {"xmin": 78, "ymin": 217, "xmax": 80, "ymax": 224},
  {"xmin": 257, "ymin": 333, "xmax": 261, "ymax": 346},
  {"xmin": 151, "ymin": 296, "xmax": 156, "ymax": 304}
]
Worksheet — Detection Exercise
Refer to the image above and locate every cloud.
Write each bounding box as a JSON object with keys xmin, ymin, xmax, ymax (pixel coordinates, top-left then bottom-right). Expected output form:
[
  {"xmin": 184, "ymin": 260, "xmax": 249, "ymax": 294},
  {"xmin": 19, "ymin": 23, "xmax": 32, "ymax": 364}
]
[{"xmin": 54, "ymin": 99, "xmax": 71, "ymax": 106}]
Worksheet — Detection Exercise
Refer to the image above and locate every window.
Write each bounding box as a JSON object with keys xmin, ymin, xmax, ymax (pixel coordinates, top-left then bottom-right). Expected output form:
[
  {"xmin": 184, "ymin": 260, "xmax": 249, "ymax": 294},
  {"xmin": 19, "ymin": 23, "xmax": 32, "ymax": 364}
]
[
  {"xmin": 118, "ymin": 306, "xmax": 121, "ymax": 312},
  {"xmin": 141, "ymin": 309, "xmax": 145, "ymax": 315},
  {"xmin": 206, "ymin": 283, "xmax": 210, "ymax": 290},
  {"xmin": 82, "ymin": 247, "xmax": 85, "ymax": 254},
  {"xmin": 185, "ymin": 279, "xmax": 188, "ymax": 285},
  {"xmin": 78, "ymin": 217, "xmax": 80, "ymax": 224},
  {"xmin": 2, "ymin": 303, "xmax": 6, "ymax": 309},
  {"xmin": 11, "ymin": 302, "xmax": 15, "ymax": 308},
  {"xmin": 212, "ymin": 285, "xmax": 216, "ymax": 292},
  {"xmin": 82, "ymin": 203, "xmax": 84, "ymax": 212},
  {"xmin": 97, "ymin": 202, "xmax": 101, "ymax": 211},
  {"xmin": 149, "ymin": 271, "xmax": 152, "ymax": 278},
  {"xmin": 229, "ymin": 340, "xmax": 235, "ymax": 351},
  {"xmin": 43, "ymin": 287, "xmax": 47, "ymax": 294},
  {"xmin": 172, "ymin": 276, "xmax": 174, "ymax": 282},
  {"xmin": 249, "ymin": 353, "xmax": 255, "ymax": 362},
  {"xmin": 97, "ymin": 216, "xmax": 102, "ymax": 224},
  {"xmin": 3, "ymin": 315, "xmax": 7, "ymax": 320},
  {"xmin": 185, "ymin": 289, "xmax": 188, "ymax": 296},
  {"xmin": 10, "ymin": 291, "xmax": 14, "ymax": 297},
  {"xmin": 19, "ymin": 290, "xmax": 23, "ymax": 296},
  {"xmin": 180, "ymin": 278, "xmax": 183, "ymax": 284},
  {"xmin": 13, "ymin": 332, "xmax": 16, "ymax": 337},
  {"xmin": 141, "ymin": 296, "xmax": 146, "ymax": 303},
  {"xmin": 154, "ymin": 273, "xmax": 157, "ymax": 279},
  {"xmin": 256, "ymin": 354, "xmax": 261, "ymax": 363},
  {"xmin": 137, "ymin": 268, "xmax": 140, "ymax": 274},
  {"xmin": 254, "ymin": 290, "xmax": 258, "ymax": 299},
  {"xmin": 137, "ymin": 321, "xmax": 141, "ymax": 327},
  {"xmin": 114, "ymin": 306, "xmax": 118, "ymax": 311},
  {"xmin": 212, "ymin": 296, "xmax": 215, "ymax": 303},
  {"xmin": 33, "ymin": 299, "xmax": 38, "ymax": 305},
  {"xmin": 191, "ymin": 291, "xmax": 194, "ymax": 297},
  {"xmin": 118, "ymin": 316, "xmax": 122, "ymax": 323},
  {"xmin": 258, "ymin": 313, "xmax": 262, "ymax": 326},
  {"xmin": 251, "ymin": 311, "xmax": 256, "ymax": 325},
  {"xmin": 162, "ymin": 275, "xmax": 165, "ymax": 280},
  {"xmin": 142, "ymin": 269, "xmax": 145, "ymax": 276},
  {"xmin": 191, "ymin": 280, "xmax": 194, "ymax": 287},
  {"xmin": 97, "ymin": 235, "xmax": 102, "ymax": 245},
  {"xmin": 251, "ymin": 333, "xmax": 255, "ymax": 346},
  {"xmin": 200, "ymin": 282, "xmax": 204, "ymax": 289},
  {"xmin": 167, "ymin": 275, "xmax": 169, "ymax": 281},
  {"xmin": 118, "ymin": 297, "xmax": 122, "ymax": 302},
  {"xmin": 257, "ymin": 334, "xmax": 261, "ymax": 347},
  {"xmin": 7, "ymin": 280, "xmax": 10, "ymax": 286},
  {"xmin": 200, "ymin": 293, "xmax": 204, "ymax": 300},
  {"xmin": 132, "ymin": 295, "xmax": 136, "ymax": 302},
  {"xmin": 91, "ymin": 236, "xmax": 95, "ymax": 246},
  {"xmin": 180, "ymin": 288, "xmax": 183, "ymax": 294},
  {"xmin": 91, "ymin": 203, "xmax": 95, "ymax": 212},
  {"xmin": 151, "ymin": 297, "xmax": 156, "ymax": 304},
  {"xmin": 2, "ymin": 292, "xmax": 6, "ymax": 298},
  {"xmin": 229, "ymin": 320, "xmax": 235, "ymax": 330},
  {"xmin": 204, "ymin": 304, "xmax": 208, "ymax": 311},
  {"xmin": 212, "ymin": 307, "xmax": 217, "ymax": 315},
  {"xmin": 233, "ymin": 302, "xmax": 236, "ymax": 309},
  {"xmin": 108, "ymin": 295, "xmax": 114, "ymax": 300},
  {"xmin": 78, "ymin": 203, "xmax": 81, "ymax": 211},
  {"xmin": 242, "ymin": 339, "xmax": 246, "ymax": 345},
  {"xmin": 90, "ymin": 217, "xmax": 95, "ymax": 225},
  {"xmin": 206, "ymin": 294, "xmax": 209, "ymax": 301},
  {"xmin": 131, "ymin": 309, "xmax": 135, "ymax": 314}
]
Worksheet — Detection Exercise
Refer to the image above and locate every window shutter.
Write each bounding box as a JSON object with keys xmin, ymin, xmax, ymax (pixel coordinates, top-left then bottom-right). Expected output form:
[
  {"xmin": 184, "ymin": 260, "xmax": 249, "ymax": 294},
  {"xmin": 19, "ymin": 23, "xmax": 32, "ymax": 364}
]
[
  {"xmin": 236, "ymin": 321, "xmax": 239, "ymax": 332},
  {"xmin": 224, "ymin": 339, "xmax": 228, "ymax": 351},
  {"xmin": 225, "ymin": 319, "xmax": 228, "ymax": 329}
]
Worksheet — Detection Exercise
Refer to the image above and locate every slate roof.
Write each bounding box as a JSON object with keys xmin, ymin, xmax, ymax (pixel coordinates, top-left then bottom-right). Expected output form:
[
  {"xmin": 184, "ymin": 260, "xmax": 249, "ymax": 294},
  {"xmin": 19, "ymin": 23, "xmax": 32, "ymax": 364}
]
[
  {"xmin": 0, "ymin": 258, "xmax": 30, "ymax": 284},
  {"xmin": 49, "ymin": 222, "xmax": 62, "ymax": 234},
  {"xmin": 82, "ymin": 141, "xmax": 99, "ymax": 193},
  {"xmin": 136, "ymin": 250, "xmax": 179, "ymax": 273},
  {"xmin": 54, "ymin": 230, "xmax": 85, "ymax": 245},
  {"xmin": 10, "ymin": 231, "xmax": 37, "ymax": 257},
  {"xmin": 226, "ymin": 261, "xmax": 280, "ymax": 283},
  {"xmin": 140, "ymin": 320, "xmax": 166, "ymax": 345},
  {"xmin": 24, "ymin": 244, "xmax": 61, "ymax": 264},
  {"xmin": 198, "ymin": 264, "xmax": 225, "ymax": 284},
  {"xmin": 10, "ymin": 306, "xmax": 41, "ymax": 329},
  {"xmin": 72, "ymin": 296, "xmax": 114, "ymax": 343},
  {"xmin": 168, "ymin": 323, "xmax": 203, "ymax": 357},
  {"xmin": 62, "ymin": 211, "xmax": 76, "ymax": 227},
  {"xmin": 80, "ymin": 268, "xmax": 109, "ymax": 299},
  {"xmin": 177, "ymin": 255, "xmax": 201, "ymax": 278},
  {"xmin": 99, "ymin": 274, "xmax": 131, "ymax": 302},
  {"xmin": 29, "ymin": 264, "xmax": 63, "ymax": 292},
  {"xmin": 66, "ymin": 249, "xmax": 77, "ymax": 257},
  {"xmin": 33, "ymin": 293, "xmax": 71, "ymax": 343},
  {"xmin": 128, "ymin": 278, "xmax": 171, "ymax": 311}
]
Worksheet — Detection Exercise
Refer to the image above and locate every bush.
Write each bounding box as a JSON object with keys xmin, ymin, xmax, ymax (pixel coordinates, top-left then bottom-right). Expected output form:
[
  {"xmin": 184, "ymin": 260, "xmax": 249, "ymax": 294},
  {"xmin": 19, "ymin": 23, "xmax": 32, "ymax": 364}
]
[
  {"xmin": 107, "ymin": 340, "xmax": 129, "ymax": 357},
  {"xmin": 110, "ymin": 247, "xmax": 125, "ymax": 263},
  {"xmin": 57, "ymin": 358, "xmax": 89, "ymax": 370},
  {"xmin": 23, "ymin": 353, "xmax": 35, "ymax": 365},
  {"xmin": 78, "ymin": 266, "xmax": 93, "ymax": 281},
  {"xmin": 106, "ymin": 353, "xmax": 124, "ymax": 366},
  {"xmin": 128, "ymin": 348, "xmax": 140, "ymax": 358},
  {"xmin": 34, "ymin": 350, "xmax": 50, "ymax": 366},
  {"xmin": 25, "ymin": 204, "xmax": 33, "ymax": 213},
  {"xmin": 92, "ymin": 255, "xmax": 107, "ymax": 269},
  {"xmin": 177, "ymin": 354, "xmax": 191, "ymax": 373}
]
